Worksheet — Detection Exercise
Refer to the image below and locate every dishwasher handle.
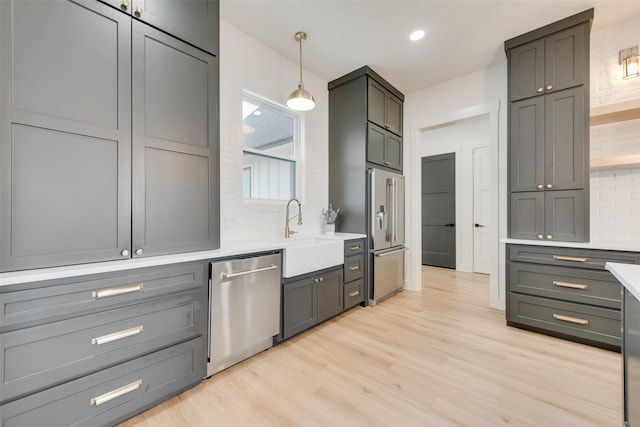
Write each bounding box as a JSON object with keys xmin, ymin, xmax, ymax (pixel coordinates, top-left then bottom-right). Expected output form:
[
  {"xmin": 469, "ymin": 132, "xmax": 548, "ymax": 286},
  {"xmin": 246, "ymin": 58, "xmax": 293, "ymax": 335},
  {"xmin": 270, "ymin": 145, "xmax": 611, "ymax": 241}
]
[{"xmin": 220, "ymin": 265, "xmax": 278, "ymax": 281}]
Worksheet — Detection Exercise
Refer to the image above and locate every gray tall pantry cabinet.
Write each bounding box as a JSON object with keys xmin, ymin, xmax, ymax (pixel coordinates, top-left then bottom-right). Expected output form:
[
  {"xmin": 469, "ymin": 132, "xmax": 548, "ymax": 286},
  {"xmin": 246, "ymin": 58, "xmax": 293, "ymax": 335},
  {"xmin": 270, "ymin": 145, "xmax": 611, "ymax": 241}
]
[
  {"xmin": 328, "ymin": 66, "xmax": 403, "ymax": 305},
  {"xmin": 505, "ymin": 9, "xmax": 592, "ymax": 242},
  {"xmin": 0, "ymin": 0, "xmax": 220, "ymax": 272}
]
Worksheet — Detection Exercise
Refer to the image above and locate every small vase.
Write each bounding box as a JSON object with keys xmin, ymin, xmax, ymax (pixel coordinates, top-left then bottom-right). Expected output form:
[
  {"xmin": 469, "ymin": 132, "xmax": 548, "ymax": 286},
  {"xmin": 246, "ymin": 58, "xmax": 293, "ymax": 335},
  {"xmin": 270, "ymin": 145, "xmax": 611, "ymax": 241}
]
[{"xmin": 323, "ymin": 223, "xmax": 335, "ymax": 234}]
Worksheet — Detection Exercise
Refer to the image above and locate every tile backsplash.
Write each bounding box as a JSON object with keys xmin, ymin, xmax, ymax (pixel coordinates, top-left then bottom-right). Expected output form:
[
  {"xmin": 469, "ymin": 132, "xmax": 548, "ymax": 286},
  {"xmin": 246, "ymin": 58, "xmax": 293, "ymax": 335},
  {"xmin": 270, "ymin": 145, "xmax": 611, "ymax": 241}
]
[{"xmin": 590, "ymin": 14, "xmax": 640, "ymax": 247}]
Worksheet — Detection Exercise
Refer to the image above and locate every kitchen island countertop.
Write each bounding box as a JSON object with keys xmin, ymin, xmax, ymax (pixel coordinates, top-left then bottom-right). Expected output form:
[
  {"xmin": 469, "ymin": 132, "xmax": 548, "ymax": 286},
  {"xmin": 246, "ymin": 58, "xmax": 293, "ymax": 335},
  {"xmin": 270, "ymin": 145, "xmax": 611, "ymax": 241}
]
[{"xmin": 606, "ymin": 262, "xmax": 640, "ymax": 302}]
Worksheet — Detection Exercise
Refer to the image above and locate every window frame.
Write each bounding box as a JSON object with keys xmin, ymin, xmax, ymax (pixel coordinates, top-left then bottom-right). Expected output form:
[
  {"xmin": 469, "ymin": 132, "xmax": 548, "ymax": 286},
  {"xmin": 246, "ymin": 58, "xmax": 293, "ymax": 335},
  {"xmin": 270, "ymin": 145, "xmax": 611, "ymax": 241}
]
[{"xmin": 241, "ymin": 92, "xmax": 301, "ymax": 202}]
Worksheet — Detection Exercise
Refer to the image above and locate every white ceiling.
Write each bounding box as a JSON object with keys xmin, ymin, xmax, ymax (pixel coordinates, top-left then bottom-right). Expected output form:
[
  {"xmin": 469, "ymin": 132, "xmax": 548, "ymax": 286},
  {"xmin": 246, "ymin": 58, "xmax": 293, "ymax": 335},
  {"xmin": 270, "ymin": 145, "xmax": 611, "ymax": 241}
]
[{"xmin": 221, "ymin": 0, "xmax": 640, "ymax": 94}]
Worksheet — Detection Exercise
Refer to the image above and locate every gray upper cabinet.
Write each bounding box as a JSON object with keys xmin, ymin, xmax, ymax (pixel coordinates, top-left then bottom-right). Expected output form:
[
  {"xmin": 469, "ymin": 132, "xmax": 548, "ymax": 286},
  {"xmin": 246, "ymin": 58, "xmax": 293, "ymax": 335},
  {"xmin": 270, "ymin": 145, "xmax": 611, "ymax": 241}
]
[
  {"xmin": 510, "ymin": 86, "xmax": 586, "ymax": 192},
  {"xmin": 505, "ymin": 9, "xmax": 592, "ymax": 243},
  {"xmin": 0, "ymin": 0, "xmax": 219, "ymax": 271},
  {"xmin": 131, "ymin": 22, "xmax": 219, "ymax": 258},
  {"xmin": 367, "ymin": 123, "xmax": 403, "ymax": 171},
  {"xmin": 99, "ymin": 0, "xmax": 219, "ymax": 55},
  {"xmin": 509, "ymin": 23, "xmax": 587, "ymax": 102},
  {"xmin": 0, "ymin": 0, "xmax": 132, "ymax": 271},
  {"xmin": 367, "ymin": 79, "xmax": 403, "ymax": 136}
]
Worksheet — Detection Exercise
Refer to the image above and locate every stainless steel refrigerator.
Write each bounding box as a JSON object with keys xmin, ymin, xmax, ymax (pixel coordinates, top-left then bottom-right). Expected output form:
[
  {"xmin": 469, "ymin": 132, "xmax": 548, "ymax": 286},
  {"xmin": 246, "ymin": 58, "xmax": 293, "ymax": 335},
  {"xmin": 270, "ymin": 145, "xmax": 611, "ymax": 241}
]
[{"xmin": 370, "ymin": 168, "xmax": 406, "ymax": 304}]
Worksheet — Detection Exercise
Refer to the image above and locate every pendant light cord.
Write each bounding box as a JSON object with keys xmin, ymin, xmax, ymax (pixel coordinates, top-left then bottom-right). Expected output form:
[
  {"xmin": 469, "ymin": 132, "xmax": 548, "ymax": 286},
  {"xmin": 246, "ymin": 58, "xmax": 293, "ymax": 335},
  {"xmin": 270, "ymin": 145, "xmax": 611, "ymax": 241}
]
[{"xmin": 298, "ymin": 36, "xmax": 303, "ymax": 86}]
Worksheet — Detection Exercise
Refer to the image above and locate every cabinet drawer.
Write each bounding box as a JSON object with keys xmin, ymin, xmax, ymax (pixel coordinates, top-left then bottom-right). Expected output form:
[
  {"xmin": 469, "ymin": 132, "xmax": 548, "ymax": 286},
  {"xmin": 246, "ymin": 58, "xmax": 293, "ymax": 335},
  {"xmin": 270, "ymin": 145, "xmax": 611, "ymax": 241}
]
[
  {"xmin": 344, "ymin": 239, "xmax": 364, "ymax": 256},
  {"xmin": 1, "ymin": 291, "xmax": 206, "ymax": 403},
  {"xmin": 0, "ymin": 337, "xmax": 204, "ymax": 427},
  {"xmin": 509, "ymin": 245, "xmax": 640, "ymax": 270},
  {"xmin": 0, "ymin": 262, "xmax": 207, "ymax": 331},
  {"xmin": 508, "ymin": 293, "xmax": 620, "ymax": 348},
  {"xmin": 509, "ymin": 262, "xmax": 621, "ymax": 309},
  {"xmin": 344, "ymin": 279, "xmax": 364, "ymax": 310},
  {"xmin": 344, "ymin": 255, "xmax": 364, "ymax": 283}
]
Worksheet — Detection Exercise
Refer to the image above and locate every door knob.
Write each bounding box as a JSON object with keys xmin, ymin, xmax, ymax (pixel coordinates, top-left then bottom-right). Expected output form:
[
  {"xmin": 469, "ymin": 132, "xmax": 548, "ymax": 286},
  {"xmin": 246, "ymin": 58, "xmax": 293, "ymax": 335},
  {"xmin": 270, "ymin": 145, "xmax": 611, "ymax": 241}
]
[
  {"xmin": 537, "ymin": 184, "xmax": 544, "ymax": 190},
  {"xmin": 546, "ymin": 184, "xmax": 553, "ymax": 189},
  {"xmin": 135, "ymin": 248, "xmax": 144, "ymax": 256},
  {"xmin": 445, "ymin": 223, "xmax": 455, "ymax": 227},
  {"xmin": 474, "ymin": 223, "xmax": 485, "ymax": 228},
  {"xmin": 121, "ymin": 249, "xmax": 130, "ymax": 257},
  {"xmin": 546, "ymin": 85, "xmax": 553, "ymax": 90},
  {"xmin": 537, "ymin": 88, "xmax": 544, "ymax": 93},
  {"xmin": 546, "ymin": 235, "xmax": 553, "ymax": 240}
]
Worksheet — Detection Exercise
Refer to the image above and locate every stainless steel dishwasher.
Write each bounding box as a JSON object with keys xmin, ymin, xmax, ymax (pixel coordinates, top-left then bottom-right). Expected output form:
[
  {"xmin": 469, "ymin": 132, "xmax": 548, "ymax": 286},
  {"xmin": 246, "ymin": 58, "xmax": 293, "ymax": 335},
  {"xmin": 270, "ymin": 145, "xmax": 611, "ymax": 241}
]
[{"xmin": 207, "ymin": 252, "xmax": 281, "ymax": 377}]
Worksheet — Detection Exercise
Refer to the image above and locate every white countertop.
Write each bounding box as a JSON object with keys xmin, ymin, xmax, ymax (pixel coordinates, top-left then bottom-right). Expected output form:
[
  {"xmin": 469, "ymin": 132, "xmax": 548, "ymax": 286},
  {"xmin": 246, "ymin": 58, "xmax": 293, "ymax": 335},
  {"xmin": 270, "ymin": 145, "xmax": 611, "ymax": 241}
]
[
  {"xmin": 0, "ymin": 232, "xmax": 367, "ymax": 287},
  {"xmin": 606, "ymin": 263, "xmax": 640, "ymax": 302},
  {"xmin": 502, "ymin": 238, "xmax": 639, "ymax": 252}
]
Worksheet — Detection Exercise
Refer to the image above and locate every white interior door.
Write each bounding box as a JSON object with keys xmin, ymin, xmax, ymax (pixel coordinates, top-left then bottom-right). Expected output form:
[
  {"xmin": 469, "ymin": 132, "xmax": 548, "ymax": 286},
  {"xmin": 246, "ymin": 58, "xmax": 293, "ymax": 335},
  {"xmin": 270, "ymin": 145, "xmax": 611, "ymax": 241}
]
[{"xmin": 473, "ymin": 147, "xmax": 491, "ymax": 274}]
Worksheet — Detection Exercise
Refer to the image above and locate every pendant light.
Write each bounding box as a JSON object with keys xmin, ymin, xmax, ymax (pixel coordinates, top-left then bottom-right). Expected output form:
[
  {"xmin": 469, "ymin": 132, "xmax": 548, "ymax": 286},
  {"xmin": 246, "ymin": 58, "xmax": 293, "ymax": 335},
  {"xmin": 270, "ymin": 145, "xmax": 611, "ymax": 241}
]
[{"xmin": 287, "ymin": 31, "xmax": 316, "ymax": 111}]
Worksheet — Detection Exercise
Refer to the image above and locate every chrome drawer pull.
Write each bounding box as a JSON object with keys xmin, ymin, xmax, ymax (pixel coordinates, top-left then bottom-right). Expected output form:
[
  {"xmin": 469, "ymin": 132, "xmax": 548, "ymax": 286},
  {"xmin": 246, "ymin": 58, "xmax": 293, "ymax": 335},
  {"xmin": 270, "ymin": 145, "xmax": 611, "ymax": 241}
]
[
  {"xmin": 92, "ymin": 326, "xmax": 143, "ymax": 346},
  {"xmin": 553, "ymin": 255, "xmax": 588, "ymax": 263},
  {"xmin": 349, "ymin": 290, "xmax": 360, "ymax": 297},
  {"xmin": 92, "ymin": 283, "xmax": 143, "ymax": 299},
  {"xmin": 349, "ymin": 266, "xmax": 360, "ymax": 271},
  {"xmin": 221, "ymin": 265, "xmax": 277, "ymax": 280},
  {"xmin": 553, "ymin": 314, "xmax": 589, "ymax": 325},
  {"xmin": 553, "ymin": 281, "xmax": 588, "ymax": 290},
  {"xmin": 90, "ymin": 379, "xmax": 142, "ymax": 406},
  {"xmin": 349, "ymin": 246, "xmax": 360, "ymax": 251}
]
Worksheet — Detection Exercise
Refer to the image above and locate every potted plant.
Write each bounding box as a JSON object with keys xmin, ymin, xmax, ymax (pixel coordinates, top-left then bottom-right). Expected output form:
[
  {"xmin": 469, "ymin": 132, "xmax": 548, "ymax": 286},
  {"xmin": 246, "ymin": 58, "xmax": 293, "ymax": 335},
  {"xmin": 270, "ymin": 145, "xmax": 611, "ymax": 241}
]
[{"xmin": 321, "ymin": 204, "xmax": 339, "ymax": 234}]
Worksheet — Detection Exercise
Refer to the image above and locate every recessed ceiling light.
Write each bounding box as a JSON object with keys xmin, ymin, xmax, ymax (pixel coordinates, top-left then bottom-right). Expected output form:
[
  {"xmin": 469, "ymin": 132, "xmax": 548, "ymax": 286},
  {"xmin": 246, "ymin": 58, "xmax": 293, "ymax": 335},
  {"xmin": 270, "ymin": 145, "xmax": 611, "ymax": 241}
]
[{"xmin": 410, "ymin": 30, "xmax": 425, "ymax": 41}]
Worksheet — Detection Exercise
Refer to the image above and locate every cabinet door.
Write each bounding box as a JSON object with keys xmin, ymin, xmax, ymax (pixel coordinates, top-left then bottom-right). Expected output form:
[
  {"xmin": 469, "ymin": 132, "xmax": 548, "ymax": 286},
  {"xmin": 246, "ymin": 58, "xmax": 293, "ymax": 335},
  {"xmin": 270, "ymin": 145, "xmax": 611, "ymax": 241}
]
[
  {"xmin": 367, "ymin": 123, "xmax": 386, "ymax": 167},
  {"xmin": 386, "ymin": 94, "xmax": 402, "ymax": 136},
  {"xmin": 132, "ymin": 22, "xmax": 219, "ymax": 258},
  {"xmin": 316, "ymin": 270, "xmax": 343, "ymax": 323},
  {"xmin": 510, "ymin": 192, "xmax": 544, "ymax": 240},
  {"xmin": 509, "ymin": 97, "xmax": 544, "ymax": 192},
  {"xmin": 367, "ymin": 79, "xmax": 387, "ymax": 130},
  {"xmin": 509, "ymin": 39, "xmax": 545, "ymax": 101},
  {"xmin": 0, "ymin": 0, "xmax": 132, "ymax": 272},
  {"xmin": 99, "ymin": 0, "xmax": 219, "ymax": 55},
  {"xmin": 544, "ymin": 87, "xmax": 586, "ymax": 191},
  {"xmin": 282, "ymin": 278, "xmax": 316, "ymax": 340},
  {"xmin": 545, "ymin": 190, "xmax": 586, "ymax": 242},
  {"xmin": 386, "ymin": 133, "xmax": 403, "ymax": 171},
  {"xmin": 544, "ymin": 24, "xmax": 586, "ymax": 95}
]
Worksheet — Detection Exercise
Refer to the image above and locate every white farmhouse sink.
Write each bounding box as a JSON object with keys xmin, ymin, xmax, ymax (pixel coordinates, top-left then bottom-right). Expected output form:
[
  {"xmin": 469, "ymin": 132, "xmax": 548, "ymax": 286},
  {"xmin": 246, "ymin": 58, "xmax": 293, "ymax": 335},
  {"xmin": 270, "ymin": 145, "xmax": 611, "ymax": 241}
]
[{"xmin": 274, "ymin": 237, "xmax": 344, "ymax": 278}]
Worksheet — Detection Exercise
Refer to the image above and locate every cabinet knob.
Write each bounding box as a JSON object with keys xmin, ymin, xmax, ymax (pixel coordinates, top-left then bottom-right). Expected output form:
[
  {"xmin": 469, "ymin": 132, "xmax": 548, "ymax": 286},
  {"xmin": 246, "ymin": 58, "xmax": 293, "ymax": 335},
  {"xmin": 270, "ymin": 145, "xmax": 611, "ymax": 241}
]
[
  {"xmin": 135, "ymin": 5, "xmax": 143, "ymax": 15},
  {"xmin": 537, "ymin": 88, "xmax": 544, "ymax": 93},
  {"xmin": 537, "ymin": 234, "xmax": 544, "ymax": 239},
  {"xmin": 135, "ymin": 248, "xmax": 144, "ymax": 256},
  {"xmin": 121, "ymin": 249, "xmax": 130, "ymax": 257},
  {"xmin": 546, "ymin": 85, "xmax": 553, "ymax": 91},
  {"xmin": 384, "ymin": 161, "xmax": 391, "ymax": 166},
  {"xmin": 121, "ymin": 0, "xmax": 130, "ymax": 9},
  {"xmin": 546, "ymin": 184, "xmax": 553, "ymax": 189},
  {"xmin": 546, "ymin": 234, "xmax": 553, "ymax": 240},
  {"xmin": 537, "ymin": 184, "xmax": 544, "ymax": 190},
  {"xmin": 319, "ymin": 277, "xmax": 324, "ymax": 282}
]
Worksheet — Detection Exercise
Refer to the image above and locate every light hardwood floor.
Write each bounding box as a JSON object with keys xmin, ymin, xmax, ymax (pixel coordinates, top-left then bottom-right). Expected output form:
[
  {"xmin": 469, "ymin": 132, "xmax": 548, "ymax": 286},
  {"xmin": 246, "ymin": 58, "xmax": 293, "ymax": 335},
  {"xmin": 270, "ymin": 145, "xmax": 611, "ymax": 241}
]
[{"xmin": 120, "ymin": 267, "xmax": 621, "ymax": 426}]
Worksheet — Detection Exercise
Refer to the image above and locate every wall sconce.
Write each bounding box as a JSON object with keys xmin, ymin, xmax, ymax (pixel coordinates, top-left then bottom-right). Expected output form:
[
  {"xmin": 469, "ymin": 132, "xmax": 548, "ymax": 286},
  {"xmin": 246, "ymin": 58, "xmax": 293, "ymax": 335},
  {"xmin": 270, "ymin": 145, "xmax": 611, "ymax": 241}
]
[
  {"xmin": 620, "ymin": 46, "xmax": 639, "ymax": 79},
  {"xmin": 287, "ymin": 32, "xmax": 316, "ymax": 111}
]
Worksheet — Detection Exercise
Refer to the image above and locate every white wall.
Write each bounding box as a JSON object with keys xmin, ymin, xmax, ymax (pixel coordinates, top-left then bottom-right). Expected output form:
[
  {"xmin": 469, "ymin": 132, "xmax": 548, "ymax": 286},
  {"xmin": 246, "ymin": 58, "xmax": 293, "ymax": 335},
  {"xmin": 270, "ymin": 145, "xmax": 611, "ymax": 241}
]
[
  {"xmin": 420, "ymin": 114, "xmax": 491, "ymax": 273},
  {"xmin": 219, "ymin": 20, "xmax": 329, "ymax": 245},
  {"xmin": 404, "ymin": 63, "xmax": 508, "ymax": 309},
  {"xmin": 589, "ymin": 14, "xmax": 640, "ymax": 247}
]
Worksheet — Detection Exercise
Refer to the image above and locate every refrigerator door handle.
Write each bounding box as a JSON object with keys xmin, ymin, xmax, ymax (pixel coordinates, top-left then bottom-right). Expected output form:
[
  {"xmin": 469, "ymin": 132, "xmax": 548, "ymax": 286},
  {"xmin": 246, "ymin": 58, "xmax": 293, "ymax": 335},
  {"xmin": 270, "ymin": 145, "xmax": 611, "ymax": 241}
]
[
  {"xmin": 374, "ymin": 247, "xmax": 408, "ymax": 257},
  {"xmin": 392, "ymin": 178, "xmax": 398, "ymax": 243}
]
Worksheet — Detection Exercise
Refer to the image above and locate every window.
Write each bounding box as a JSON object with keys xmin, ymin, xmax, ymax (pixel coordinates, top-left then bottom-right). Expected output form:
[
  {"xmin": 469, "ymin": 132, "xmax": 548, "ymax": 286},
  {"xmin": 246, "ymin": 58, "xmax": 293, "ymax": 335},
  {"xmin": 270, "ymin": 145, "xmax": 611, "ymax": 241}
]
[{"xmin": 242, "ymin": 94, "xmax": 299, "ymax": 201}]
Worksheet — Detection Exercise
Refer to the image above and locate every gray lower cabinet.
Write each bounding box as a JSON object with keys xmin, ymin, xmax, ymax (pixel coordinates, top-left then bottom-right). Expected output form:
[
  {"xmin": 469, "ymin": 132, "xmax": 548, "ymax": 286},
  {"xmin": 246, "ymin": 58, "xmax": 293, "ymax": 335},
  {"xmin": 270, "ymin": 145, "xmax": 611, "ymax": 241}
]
[
  {"xmin": 343, "ymin": 239, "xmax": 365, "ymax": 310},
  {"xmin": 506, "ymin": 244, "xmax": 640, "ymax": 350},
  {"xmin": 281, "ymin": 267, "xmax": 343, "ymax": 340},
  {"xmin": 0, "ymin": 0, "xmax": 220, "ymax": 272},
  {"xmin": 0, "ymin": 261, "xmax": 208, "ymax": 424},
  {"xmin": 98, "ymin": 0, "xmax": 219, "ymax": 55},
  {"xmin": 1, "ymin": 337, "xmax": 204, "ymax": 427}
]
